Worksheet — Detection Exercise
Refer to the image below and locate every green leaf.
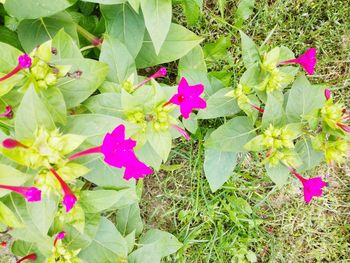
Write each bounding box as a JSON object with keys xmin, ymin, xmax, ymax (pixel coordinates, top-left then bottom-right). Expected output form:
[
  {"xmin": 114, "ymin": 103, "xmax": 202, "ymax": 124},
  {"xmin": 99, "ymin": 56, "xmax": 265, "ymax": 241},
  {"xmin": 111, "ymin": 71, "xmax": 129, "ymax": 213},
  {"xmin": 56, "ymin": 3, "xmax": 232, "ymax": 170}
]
[
  {"xmin": 15, "ymin": 86, "xmax": 55, "ymax": 140},
  {"xmin": 265, "ymin": 163, "xmax": 290, "ymax": 187},
  {"xmin": 203, "ymin": 36, "xmax": 231, "ymax": 62},
  {"xmin": 235, "ymin": 0, "xmax": 255, "ymax": 28},
  {"xmin": 239, "ymin": 31, "xmax": 260, "ymax": 68},
  {"xmin": 182, "ymin": 0, "xmax": 201, "ymax": 26},
  {"xmin": 244, "ymin": 135, "xmax": 266, "ymax": 151},
  {"xmin": 0, "ymin": 41, "xmax": 22, "ymax": 72},
  {"xmin": 57, "ymin": 58, "xmax": 109, "ymax": 108},
  {"xmin": 295, "ymin": 138, "xmax": 324, "ymax": 172},
  {"xmin": 128, "ymin": 229, "xmax": 182, "ymax": 263},
  {"xmin": 80, "ymin": 189, "xmax": 137, "ymax": 213},
  {"xmin": 205, "ymin": 116, "xmax": 255, "ymax": 152},
  {"xmin": 17, "ymin": 12, "xmax": 78, "ymax": 53},
  {"xmin": 81, "ymin": 0, "xmax": 125, "ymax": 3},
  {"xmin": 101, "ymin": 3, "xmax": 145, "ymax": 58},
  {"xmin": 51, "ymin": 29, "xmax": 83, "ymax": 61},
  {"xmin": 182, "ymin": 114, "xmax": 198, "ymax": 134},
  {"xmin": 4, "ymin": 0, "xmax": 77, "ymax": 19},
  {"xmin": 11, "ymin": 240, "xmax": 45, "ymax": 262},
  {"xmin": 84, "ymin": 93, "xmax": 124, "ymax": 118},
  {"xmin": 204, "ymin": 148, "xmax": 237, "ymax": 192},
  {"xmin": 39, "ymin": 87, "xmax": 67, "ymax": 125},
  {"xmin": 286, "ymin": 74, "xmax": 325, "ymax": 122},
  {"xmin": 262, "ymin": 91, "xmax": 285, "ymax": 128},
  {"xmin": 136, "ymin": 23, "xmax": 203, "ymax": 68},
  {"xmin": 116, "ymin": 203, "xmax": 143, "ymax": 236},
  {"xmin": 140, "ymin": 0, "xmax": 172, "ymax": 54},
  {"xmin": 99, "ymin": 36, "xmax": 137, "ymax": 84},
  {"xmin": 79, "ymin": 217, "xmax": 128, "ymax": 262},
  {"xmin": 0, "ymin": 165, "xmax": 28, "ymax": 198},
  {"xmin": 135, "ymin": 142, "xmax": 163, "ymax": 171},
  {"xmin": 0, "ymin": 26, "xmax": 22, "ymax": 50},
  {"xmin": 197, "ymin": 88, "xmax": 240, "ymax": 119},
  {"xmin": 147, "ymin": 130, "xmax": 172, "ymax": 162},
  {"xmin": 0, "ymin": 201, "xmax": 22, "ymax": 228}
]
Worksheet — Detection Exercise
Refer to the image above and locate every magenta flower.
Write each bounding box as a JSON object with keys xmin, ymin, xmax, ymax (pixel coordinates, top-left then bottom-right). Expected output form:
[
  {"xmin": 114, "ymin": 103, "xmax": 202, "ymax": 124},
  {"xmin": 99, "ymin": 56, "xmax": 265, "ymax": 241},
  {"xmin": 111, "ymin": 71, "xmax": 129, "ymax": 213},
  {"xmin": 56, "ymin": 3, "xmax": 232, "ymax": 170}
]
[
  {"xmin": 54, "ymin": 231, "xmax": 66, "ymax": 247},
  {"xmin": 289, "ymin": 168, "xmax": 327, "ymax": 203},
  {"xmin": 2, "ymin": 138, "xmax": 29, "ymax": 149},
  {"xmin": 280, "ymin": 48, "xmax": 317, "ymax": 75},
  {"xmin": 0, "ymin": 184, "xmax": 41, "ymax": 202},
  {"xmin": 0, "ymin": 54, "xmax": 32, "ymax": 82},
  {"xmin": 172, "ymin": 125, "xmax": 190, "ymax": 140},
  {"xmin": 68, "ymin": 124, "xmax": 153, "ymax": 180},
  {"xmin": 16, "ymin": 253, "xmax": 37, "ymax": 263},
  {"xmin": 0, "ymin": 106, "xmax": 13, "ymax": 119},
  {"xmin": 324, "ymin": 88, "xmax": 331, "ymax": 100},
  {"xmin": 164, "ymin": 77, "xmax": 207, "ymax": 119},
  {"xmin": 135, "ymin": 67, "xmax": 167, "ymax": 89},
  {"xmin": 49, "ymin": 168, "xmax": 77, "ymax": 213}
]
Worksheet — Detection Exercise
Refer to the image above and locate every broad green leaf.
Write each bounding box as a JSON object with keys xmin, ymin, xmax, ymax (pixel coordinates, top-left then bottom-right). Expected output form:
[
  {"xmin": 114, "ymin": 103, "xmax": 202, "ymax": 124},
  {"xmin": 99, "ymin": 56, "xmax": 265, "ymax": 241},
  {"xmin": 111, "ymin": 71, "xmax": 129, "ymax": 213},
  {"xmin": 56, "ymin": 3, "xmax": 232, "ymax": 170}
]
[
  {"xmin": 0, "ymin": 42, "xmax": 22, "ymax": 72},
  {"xmin": 235, "ymin": 0, "xmax": 255, "ymax": 28},
  {"xmin": 17, "ymin": 12, "xmax": 78, "ymax": 53},
  {"xmin": 204, "ymin": 148, "xmax": 237, "ymax": 192},
  {"xmin": 265, "ymin": 163, "xmax": 290, "ymax": 187},
  {"xmin": 240, "ymin": 31, "xmax": 260, "ymax": 68},
  {"xmin": 116, "ymin": 203, "xmax": 143, "ymax": 236},
  {"xmin": 0, "ymin": 201, "xmax": 22, "ymax": 227},
  {"xmin": 80, "ymin": 189, "xmax": 137, "ymax": 213},
  {"xmin": 203, "ymin": 36, "xmax": 231, "ymax": 62},
  {"xmin": 39, "ymin": 87, "xmax": 67, "ymax": 125},
  {"xmin": 128, "ymin": 229, "xmax": 182, "ymax": 263},
  {"xmin": 286, "ymin": 74, "xmax": 325, "ymax": 122},
  {"xmin": 84, "ymin": 93, "xmax": 124, "ymax": 118},
  {"xmin": 0, "ymin": 26, "xmax": 22, "ymax": 50},
  {"xmin": 197, "ymin": 88, "xmax": 240, "ymax": 119},
  {"xmin": 11, "ymin": 240, "xmax": 45, "ymax": 262},
  {"xmin": 295, "ymin": 138, "xmax": 324, "ymax": 172},
  {"xmin": 182, "ymin": 0, "xmax": 201, "ymax": 26},
  {"xmin": 178, "ymin": 45, "xmax": 207, "ymax": 73},
  {"xmin": 262, "ymin": 91, "xmax": 285, "ymax": 128},
  {"xmin": 101, "ymin": 3, "xmax": 145, "ymax": 57},
  {"xmin": 136, "ymin": 23, "xmax": 203, "ymax": 68},
  {"xmin": 99, "ymin": 36, "xmax": 137, "ymax": 84},
  {"xmin": 140, "ymin": 0, "xmax": 172, "ymax": 54},
  {"xmin": 51, "ymin": 29, "xmax": 83, "ymax": 61},
  {"xmin": 182, "ymin": 113, "xmax": 198, "ymax": 134},
  {"xmin": 205, "ymin": 116, "xmax": 255, "ymax": 152},
  {"xmin": 128, "ymin": 0, "xmax": 140, "ymax": 11},
  {"xmin": 81, "ymin": 0, "xmax": 125, "ymax": 3},
  {"xmin": 79, "ymin": 217, "xmax": 128, "ymax": 262},
  {"xmin": 15, "ymin": 86, "xmax": 55, "ymax": 140},
  {"xmin": 135, "ymin": 142, "xmax": 163, "ymax": 171},
  {"xmin": 244, "ymin": 135, "xmax": 265, "ymax": 151},
  {"xmin": 4, "ymin": 0, "xmax": 77, "ymax": 19},
  {"xmin": 57, "ymin": 58, "xmax": 109, "ymax": 108},
  {"xmin": 147, "ymin": 130, "xmax": 172, "ymax": 162}
]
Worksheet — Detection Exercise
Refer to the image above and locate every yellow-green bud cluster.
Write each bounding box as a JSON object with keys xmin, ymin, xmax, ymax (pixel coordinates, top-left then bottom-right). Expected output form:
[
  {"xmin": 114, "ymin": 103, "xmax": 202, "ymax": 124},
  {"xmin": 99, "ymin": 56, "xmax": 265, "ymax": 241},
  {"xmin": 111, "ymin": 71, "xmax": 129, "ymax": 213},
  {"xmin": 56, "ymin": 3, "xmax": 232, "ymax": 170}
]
[
  {"xmin": 152, "ymin": 105, "xmax": 171, "ymax": 131},
  {"xmin": 321, "ymin": 100, "xmax": 344, "ymax": 130},
  {"xmin": 263, "ymin": 125, "xmax": 295, "ymax": 150},
  {"xmin": 30, "ymin": 59, "xmax": 59, "ymax": 89},
  {"xmin": 265, "ymin": 148, "xmax": 299, "ymax": 167},
  {"xmin": 122, "ymin": 79, "xmax": 135, "ymax": 93},
  {"xmin": 127, "ymin": 110, "xmax": 147, "ymax": 133},
  {"xmin": 47, "ymin": 242, "xmax": 81, "ymax": 263},
  {"xmin": 322, "ymin": 139, "xmax": 349, "ymax": 164}
]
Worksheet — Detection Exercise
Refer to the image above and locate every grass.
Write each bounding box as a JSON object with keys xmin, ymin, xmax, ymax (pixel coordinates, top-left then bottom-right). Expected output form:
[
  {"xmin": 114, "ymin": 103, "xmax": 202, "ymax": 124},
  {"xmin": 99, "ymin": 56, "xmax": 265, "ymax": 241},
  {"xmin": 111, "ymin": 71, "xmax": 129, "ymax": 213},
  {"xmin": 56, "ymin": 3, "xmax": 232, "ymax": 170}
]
[{"xmin": 140, "ymin": 0, "xmax": 350, "ymax": 262}]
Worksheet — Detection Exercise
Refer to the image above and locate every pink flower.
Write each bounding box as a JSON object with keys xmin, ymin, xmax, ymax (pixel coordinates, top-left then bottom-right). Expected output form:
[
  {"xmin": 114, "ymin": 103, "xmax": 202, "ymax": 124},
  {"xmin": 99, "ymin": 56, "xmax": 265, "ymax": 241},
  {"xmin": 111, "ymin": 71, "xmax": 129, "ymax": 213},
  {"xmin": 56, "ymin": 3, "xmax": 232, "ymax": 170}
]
[
  {"xmin": 289, "ymin": 168, "xmax": 327, "ymax": 203},
  {"xmin": 336, "ymin": 123, "xmax": 350, "ymax": 133},
  {"xmin": 172, "ymin": 125, "xmax": 190, "ymax": 140},
  {"xmin": 0, "ymin": 106, "xmax": 13, "ymax": 119},
  {"xmin": 0, "ymin": 54, "xmax": 32, "ymax": 82},
  {"xmin": 16, "ymin": 253, "xmax": 37, "ymax": 263},
  {"xmin": 135, "ymin": 67, "xmax": 167, "ymax": 89},
  {"xmin": 0, "ymin": 184, "xmax": 41, "ymax": 202},
  {"xmin": 164, "ymin": 77, "xmax": 206, "ymax": 119},
  {"xmin": 54, "ymin": 231, "xmax": 66, "ymax": 247},
  {"xmin": 324, "ymin": 88, "xmax": 331, "ymax": 100},
  {"xmin": 49, "ymin": 168, "xmax": 77, "ymax": 213},
  {"xmin": 68, "ymin": 124, "xmax": 153, "ymax": 180},
  {"xmin": 2, "ymin": 138, "xmax": 28, "ymax": 149},
  {"xmin": 280, "ymin": 48, "xmax": 317, "ymax": 75}
]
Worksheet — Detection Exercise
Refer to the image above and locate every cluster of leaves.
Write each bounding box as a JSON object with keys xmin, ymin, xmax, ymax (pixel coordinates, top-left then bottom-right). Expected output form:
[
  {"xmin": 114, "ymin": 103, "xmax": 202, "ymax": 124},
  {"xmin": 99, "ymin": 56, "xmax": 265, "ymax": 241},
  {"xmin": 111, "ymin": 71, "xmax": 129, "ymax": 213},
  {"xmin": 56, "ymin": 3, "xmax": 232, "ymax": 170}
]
[
  {"xmin": 203, "ymin": 31, "xmax": 350, "ymax": 195},
  {"xmin": 0, "ymin": 0, "xmax": 211, "ymax": 261}
]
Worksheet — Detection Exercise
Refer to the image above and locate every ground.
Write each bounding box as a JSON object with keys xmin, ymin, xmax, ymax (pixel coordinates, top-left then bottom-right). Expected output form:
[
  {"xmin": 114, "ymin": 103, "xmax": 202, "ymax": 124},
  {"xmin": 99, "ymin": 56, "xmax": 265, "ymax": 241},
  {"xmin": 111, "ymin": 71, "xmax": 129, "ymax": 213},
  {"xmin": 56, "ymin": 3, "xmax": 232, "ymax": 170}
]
[{"xmin": 140, "ymin": 0, "xmax": 350, "ymax": 262}]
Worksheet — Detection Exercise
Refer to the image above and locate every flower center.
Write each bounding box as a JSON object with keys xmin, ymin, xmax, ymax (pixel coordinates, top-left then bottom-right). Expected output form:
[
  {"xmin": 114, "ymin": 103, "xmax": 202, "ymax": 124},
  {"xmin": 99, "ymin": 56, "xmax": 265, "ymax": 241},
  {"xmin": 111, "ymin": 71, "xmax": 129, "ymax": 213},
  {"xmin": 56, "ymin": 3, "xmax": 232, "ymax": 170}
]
[{"xmin": 178, "ymin": 95, "xmax": 185, "ymax": 103}]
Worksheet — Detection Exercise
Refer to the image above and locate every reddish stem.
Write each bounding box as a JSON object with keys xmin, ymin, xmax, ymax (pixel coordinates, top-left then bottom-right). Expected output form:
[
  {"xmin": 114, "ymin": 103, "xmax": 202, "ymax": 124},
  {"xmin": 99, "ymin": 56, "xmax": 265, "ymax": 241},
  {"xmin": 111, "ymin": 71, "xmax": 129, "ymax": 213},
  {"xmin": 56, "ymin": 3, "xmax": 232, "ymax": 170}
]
[
  {"xmin": 68, "ymin": 146, "xmax": 102, "ymax": 161},
  {"xmin": 0, "ymin": 184, "xmax": 27, "ymax": 196},
  {"xmin": 16, "ymin": 253, "xmax": 37, "ymax": 263},
  {"xmin": 163, "ymin": 101, "xmax": 172, "ymax": 107},
  {"xmin": 288, "ymin": 167, "xmax": 306, "ymax": 183},
  {"xmin": 0, "ymin": 65, "xmax": 22, "ymax": 82},
  {"xmin": 250, "ymin": 103, "xmax": 264, "ymax": 113},
  {"xmin": 49, "ymin": 168, "xmax": 73, "ymax": 196}
]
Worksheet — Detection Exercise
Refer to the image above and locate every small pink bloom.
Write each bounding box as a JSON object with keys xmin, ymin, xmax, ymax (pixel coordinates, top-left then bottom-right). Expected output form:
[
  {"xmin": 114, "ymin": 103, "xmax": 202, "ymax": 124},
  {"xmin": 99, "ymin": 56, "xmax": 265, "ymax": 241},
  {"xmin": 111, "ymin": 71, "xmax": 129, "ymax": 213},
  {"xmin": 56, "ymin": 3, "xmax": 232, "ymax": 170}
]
[
  {"xmin": 336, "ymin": 123, "xmax": 350, "ymax": 133},
  {"xmin": 172, "ymin": 125, "xmax": 190, "ymax": 140},
  {"xmin": 250, "ymin": 103, "xmax": 264, "ymax": 113},
  {"xmin": 1, "ymin": 241, "xmax": 7, "ymax": 248},
  {"xmin": 289, "ymin": 168, "xmax": 327, "ymax": 203},
  {"xmin": 2, "ymin": 138, "xmax": 28, "ymax": 149},
  {"xmin": 324, "ymin": 89, "xmax": 331, "ymax": 100},
  {"xmin": 0, "ymin": 54, "xmax": 32, "ymax": 82},
  {"xmin": 49, "ymin": 169, "xmax": 77, "ymax": 213},
  {"xmin": 135, "ymin": 67, "xmax": 167, "ymax": 89},
  {"xmin": 280, "ymin": 48, "xmax": 317, "ymax": 75},
  {"xmin": 164, "ymin": 77, "xmax": 206, "ymax": 119},
  {"xmin": 54, "ymin": 231, "xmax": 66, "ymax": 247},
  {"xmin": 0, "ymin": 184, "xmax": 41, "ymax": 202},
  {"xmin": 16, "ymin": 253, "xmax": 37, "ymax": 263},
  {"xmin": 0, "ymin": 106, "xmax": 13, "ymax": 119}
]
